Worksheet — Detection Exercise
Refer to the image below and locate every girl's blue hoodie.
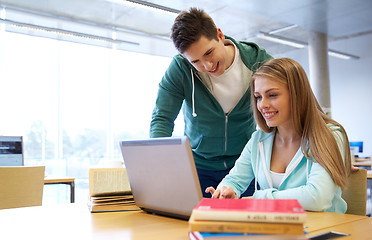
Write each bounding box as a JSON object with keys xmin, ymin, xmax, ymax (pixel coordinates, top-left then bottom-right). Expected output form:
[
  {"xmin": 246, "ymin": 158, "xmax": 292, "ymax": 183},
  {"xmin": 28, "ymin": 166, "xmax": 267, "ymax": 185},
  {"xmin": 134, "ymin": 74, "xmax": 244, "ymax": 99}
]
[{"xmin": 218, "ymin": 124, "xmax": 347, "ymax": 213}]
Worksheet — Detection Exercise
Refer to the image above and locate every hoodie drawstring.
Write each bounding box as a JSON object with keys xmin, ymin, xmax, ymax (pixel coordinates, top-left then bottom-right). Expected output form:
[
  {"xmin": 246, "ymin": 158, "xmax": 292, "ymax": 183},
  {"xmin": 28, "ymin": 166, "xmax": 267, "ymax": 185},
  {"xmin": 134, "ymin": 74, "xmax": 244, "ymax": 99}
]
[
  {"xmin": 306, "ymin": 159, "xmax": 309, "ymax": 181},
  {"xmin": 255, "ymin": 146, "xmax": 259, "ymax": 192},
  {"xmin": 190, "ymin": 69, "xmax": 197, "ymax": 117}
]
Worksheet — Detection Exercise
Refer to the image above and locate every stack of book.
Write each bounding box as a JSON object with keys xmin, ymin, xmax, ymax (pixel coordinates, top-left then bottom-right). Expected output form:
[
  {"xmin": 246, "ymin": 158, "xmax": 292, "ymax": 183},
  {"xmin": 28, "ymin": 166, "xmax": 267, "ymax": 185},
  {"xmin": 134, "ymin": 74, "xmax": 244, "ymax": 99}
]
[
  {"xmin": 189, "ymin": 198, "xmax": 306, "ymax": 238},
  {"xmin": 87, "ymin": 167, "xmax": 140, "ymax": 213}
]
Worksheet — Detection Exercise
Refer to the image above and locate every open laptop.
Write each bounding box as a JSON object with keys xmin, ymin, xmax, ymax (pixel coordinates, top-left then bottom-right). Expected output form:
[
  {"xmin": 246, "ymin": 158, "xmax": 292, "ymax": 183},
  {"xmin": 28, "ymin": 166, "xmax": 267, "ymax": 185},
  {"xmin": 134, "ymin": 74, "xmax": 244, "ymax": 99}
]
[
  {"xmin": 0, "ymin": 136, "xmax": 24, "ymax": 166},
  {"xmin": 119, "ymin": 136, "xmax": 203, "ymax": 220}
]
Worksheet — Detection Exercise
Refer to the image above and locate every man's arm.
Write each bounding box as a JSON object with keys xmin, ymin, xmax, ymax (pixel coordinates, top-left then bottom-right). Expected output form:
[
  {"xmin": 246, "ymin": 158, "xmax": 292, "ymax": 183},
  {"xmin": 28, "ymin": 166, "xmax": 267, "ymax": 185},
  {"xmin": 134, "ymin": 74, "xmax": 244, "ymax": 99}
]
[{"xmin": 150, "ymin": 58, "xmax": 186, "ymax": 138}]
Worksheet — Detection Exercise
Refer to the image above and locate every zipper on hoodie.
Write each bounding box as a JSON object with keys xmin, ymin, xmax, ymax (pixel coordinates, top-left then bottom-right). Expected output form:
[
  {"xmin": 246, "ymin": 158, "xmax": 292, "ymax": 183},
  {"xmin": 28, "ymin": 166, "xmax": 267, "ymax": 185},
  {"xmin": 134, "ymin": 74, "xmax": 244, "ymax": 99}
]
[
  {"xmin": 223, "ymin": 114, "xmax": 229, "ymax": 169},
  {"xmin": 194, "ymin": 71, "xmax": 230, "ymax": 169},
  {"xmin": 224, "ymin": 113, "xmax": 228, "ymax": 153}
]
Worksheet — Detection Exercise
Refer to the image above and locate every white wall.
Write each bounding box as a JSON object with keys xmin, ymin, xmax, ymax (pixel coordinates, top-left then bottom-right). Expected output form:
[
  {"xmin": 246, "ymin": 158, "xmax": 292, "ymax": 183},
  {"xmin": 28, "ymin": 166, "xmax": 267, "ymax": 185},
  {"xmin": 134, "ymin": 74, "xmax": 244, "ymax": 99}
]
[{"xmin": 275, "ymin": 33, "xmax": 372, "ymax": 157}]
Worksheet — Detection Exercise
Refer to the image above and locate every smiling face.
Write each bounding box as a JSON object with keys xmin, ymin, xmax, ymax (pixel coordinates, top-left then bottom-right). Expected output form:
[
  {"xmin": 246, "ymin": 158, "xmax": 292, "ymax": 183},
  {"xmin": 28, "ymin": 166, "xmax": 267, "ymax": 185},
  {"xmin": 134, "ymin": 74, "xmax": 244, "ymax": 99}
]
[
  {"xmin": 253, "ymin": 76, "xmax": 292, "ymax": 128},
  {"xmin": 182, "ymin": 29, "xmax": 232, "ymax": 77}
]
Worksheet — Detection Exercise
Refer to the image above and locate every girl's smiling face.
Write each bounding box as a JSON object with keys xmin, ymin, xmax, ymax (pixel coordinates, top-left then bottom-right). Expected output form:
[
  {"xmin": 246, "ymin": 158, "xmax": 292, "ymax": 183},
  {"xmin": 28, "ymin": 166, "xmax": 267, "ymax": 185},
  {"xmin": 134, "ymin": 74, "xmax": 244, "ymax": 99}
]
[{"xmin": 253, "ymin": 76, "xmax": 291, "ymax": 128}]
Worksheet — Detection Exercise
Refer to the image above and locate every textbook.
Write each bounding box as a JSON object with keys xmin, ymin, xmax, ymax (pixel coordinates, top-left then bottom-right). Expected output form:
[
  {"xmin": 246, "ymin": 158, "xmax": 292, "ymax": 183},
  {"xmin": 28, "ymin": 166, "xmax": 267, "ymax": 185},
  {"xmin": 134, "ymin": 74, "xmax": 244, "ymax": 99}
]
[
  {"xmin": 88, "ymin": 167, "xmax": 140, "ymax": 213},
  {"xmin": 87, "ymin": 193, "xmax": 140, "ymax": 212},
  {"xmin": 188, "ymin": 212, "xmax": 304, "ymax": 235},
  {"xmin": 89, "ymin": 167, "xmax": 131, "ymax": 196},
  {"xmin": 192, "ymin": 198, "xmax": 306, "ymax": 224},
  {"xmin": 189, "ymin": 231, "xmax": 306, "ymax": 240},
  {"xmin": 189, "ymin": 231, "xmax": 258, "ymax": 240}
]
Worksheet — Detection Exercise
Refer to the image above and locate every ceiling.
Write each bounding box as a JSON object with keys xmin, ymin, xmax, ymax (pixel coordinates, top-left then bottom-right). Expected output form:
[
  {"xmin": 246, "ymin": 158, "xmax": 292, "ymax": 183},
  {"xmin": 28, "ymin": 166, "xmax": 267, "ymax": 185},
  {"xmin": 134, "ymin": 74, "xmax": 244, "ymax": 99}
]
[{"xmin": 1, "ymin": 0, "xmax": 372, "ymax": 58}]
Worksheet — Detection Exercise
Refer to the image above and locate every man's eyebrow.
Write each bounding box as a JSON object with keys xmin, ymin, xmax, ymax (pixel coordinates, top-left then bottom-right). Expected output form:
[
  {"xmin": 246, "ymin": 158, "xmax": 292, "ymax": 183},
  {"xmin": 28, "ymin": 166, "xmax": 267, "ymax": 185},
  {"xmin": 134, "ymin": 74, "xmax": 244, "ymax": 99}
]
[{"xmin": 190, "ymin": 48, "xmax": 213, "ymax": 64}]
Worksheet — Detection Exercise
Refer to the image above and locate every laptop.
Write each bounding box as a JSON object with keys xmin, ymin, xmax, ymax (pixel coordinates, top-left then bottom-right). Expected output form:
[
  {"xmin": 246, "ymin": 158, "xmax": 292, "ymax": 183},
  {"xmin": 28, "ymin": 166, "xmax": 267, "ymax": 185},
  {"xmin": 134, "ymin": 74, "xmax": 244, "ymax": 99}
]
[
  {"xmin": 119, "ymin": 136, "xmax": 203, "ymax": 220},
  {"xmin": 0, "ymin": 136, "xmax": 24, "ymax": 166}
]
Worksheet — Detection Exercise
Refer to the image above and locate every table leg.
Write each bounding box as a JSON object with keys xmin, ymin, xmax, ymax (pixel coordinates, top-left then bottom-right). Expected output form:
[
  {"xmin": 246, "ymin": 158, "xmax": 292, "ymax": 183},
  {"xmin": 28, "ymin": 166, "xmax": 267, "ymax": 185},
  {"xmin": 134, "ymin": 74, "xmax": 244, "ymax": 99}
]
[{"xmin": 69, "ymin": 181, "xmax": 75, "ymax": 203}]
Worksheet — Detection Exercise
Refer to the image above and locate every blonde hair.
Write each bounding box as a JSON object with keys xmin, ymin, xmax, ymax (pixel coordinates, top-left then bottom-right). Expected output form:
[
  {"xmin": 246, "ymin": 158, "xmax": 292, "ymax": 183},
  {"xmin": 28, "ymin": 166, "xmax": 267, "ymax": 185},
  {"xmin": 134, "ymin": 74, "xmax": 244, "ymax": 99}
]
[{"xmin": 251, "ymin": 58, "xmax": 351, "ymax": 188}]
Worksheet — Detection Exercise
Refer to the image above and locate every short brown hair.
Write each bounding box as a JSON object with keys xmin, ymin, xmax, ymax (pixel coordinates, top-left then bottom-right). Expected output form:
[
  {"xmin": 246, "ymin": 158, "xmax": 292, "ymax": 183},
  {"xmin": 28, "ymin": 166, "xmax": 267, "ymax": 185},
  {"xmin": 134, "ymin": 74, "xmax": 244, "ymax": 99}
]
[{"xmin": 171, "ymin": 8, "xmax": 218, "ymax": 53}]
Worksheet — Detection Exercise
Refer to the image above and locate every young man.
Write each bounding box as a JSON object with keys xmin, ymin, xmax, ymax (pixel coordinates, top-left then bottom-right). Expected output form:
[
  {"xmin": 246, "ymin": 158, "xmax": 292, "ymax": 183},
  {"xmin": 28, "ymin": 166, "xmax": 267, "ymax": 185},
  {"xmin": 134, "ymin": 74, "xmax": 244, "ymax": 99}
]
[{"xmin": 150, "ymin": 8, "xmax": 272, "ymax": 197}]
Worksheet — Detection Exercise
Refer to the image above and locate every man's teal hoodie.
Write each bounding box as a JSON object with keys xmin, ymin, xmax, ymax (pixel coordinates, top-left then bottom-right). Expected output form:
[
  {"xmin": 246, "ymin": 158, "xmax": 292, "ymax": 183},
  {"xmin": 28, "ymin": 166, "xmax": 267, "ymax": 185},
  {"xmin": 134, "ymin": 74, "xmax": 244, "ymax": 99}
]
[{"xmin": 150, "ymin": 36, "xmax": 272, "ymax": 171}]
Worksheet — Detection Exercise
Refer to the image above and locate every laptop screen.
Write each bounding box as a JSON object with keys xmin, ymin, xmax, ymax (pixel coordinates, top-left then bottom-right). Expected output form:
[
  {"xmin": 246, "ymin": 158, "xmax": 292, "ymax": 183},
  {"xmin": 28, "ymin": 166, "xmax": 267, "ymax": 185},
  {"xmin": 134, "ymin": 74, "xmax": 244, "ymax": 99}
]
[
  {"xmin": 120, "ymin": 137, "xmax": 203, "ymax": 220},
  {"xmin": 0, "ymin": 136, "xmax": 23, "ymax": 166}
]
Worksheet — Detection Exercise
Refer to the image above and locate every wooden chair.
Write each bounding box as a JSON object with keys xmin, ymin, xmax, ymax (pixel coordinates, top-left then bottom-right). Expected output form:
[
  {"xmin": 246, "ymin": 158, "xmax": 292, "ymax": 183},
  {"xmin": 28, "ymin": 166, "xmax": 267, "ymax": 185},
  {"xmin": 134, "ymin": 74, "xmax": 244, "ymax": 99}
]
[
  {"xmin": 0, "ymin": 166, "xmax": 45, "ymax": 210},
  {"xmin": 342, "ymin": 168, "xmax": 367, "ymax": 215}
]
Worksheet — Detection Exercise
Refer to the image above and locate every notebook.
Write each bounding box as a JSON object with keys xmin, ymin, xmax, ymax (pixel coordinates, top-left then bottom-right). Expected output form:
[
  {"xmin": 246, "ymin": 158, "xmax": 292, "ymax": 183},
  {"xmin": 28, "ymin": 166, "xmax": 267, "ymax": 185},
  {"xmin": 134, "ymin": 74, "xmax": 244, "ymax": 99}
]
[{"xmin": 119, "ymin": 136, "xmax": 203, "ymax": 220}]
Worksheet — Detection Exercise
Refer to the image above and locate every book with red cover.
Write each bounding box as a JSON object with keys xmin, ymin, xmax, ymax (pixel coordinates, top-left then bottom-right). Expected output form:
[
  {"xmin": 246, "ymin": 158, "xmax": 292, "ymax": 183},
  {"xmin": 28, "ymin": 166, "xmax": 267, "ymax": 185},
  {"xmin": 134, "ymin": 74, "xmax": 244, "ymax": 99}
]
[
  {"xmin": 189, "ymin": 212, "xmax": 304, "ymax": 235},
  {"xmin": 192, "ymin": 198, "xmax": 306, "ymax": 224}
]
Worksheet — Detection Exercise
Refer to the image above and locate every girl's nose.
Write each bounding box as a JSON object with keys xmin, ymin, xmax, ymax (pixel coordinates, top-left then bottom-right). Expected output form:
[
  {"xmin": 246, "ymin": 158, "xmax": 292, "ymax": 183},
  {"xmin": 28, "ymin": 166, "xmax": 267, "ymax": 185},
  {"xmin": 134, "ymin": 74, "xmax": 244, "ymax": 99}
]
[{"xmin": 259, "ymin": 97, "xmax": 269, "ymax": 109}]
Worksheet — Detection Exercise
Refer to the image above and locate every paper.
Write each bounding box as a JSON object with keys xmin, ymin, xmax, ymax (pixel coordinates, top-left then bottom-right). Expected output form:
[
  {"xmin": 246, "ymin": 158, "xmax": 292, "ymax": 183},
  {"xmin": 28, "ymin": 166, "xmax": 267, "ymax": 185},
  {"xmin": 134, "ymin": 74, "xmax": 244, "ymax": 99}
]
[{"xmin": 89, "ymin": 168, "xmax": 131, "ymax": 197}]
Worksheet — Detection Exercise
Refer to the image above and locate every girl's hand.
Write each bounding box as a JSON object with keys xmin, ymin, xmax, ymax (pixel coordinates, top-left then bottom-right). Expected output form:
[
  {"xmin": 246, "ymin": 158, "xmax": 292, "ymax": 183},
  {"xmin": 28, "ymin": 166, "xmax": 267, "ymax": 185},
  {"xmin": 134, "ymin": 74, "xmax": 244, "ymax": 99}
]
[{"xmin": 205, "ymin": 186, "xmax": 236, "ymax": 199}]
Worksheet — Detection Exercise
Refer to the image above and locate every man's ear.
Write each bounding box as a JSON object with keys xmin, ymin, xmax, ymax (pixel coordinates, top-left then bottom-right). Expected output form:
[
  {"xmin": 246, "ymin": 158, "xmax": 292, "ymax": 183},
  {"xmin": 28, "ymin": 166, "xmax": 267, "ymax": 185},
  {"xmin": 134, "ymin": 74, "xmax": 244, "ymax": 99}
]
[{"xmin": 217, "ymin": 28, "xmax": 225, "ymax": 41}]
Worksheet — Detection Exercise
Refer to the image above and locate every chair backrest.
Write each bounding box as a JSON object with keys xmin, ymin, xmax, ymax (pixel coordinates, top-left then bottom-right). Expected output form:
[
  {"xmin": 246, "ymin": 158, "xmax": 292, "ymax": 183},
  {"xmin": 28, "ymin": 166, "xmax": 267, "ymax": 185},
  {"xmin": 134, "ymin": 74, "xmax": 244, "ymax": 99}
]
[
  {"xmin": 0, "ymin": 166, "xmax": 45, "ymax": 210},
  {"xmin": 342, "ymin": 168, "xmax": 367, "ymax": 216}
]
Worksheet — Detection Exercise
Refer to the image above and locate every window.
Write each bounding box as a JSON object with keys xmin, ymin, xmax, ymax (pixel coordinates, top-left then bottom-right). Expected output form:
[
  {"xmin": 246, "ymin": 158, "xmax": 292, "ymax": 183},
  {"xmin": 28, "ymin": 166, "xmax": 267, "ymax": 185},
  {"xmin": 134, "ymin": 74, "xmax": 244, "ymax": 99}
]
[{"xmin": 0, "ymin": 30, "xmax": 184, "ymax": 203}]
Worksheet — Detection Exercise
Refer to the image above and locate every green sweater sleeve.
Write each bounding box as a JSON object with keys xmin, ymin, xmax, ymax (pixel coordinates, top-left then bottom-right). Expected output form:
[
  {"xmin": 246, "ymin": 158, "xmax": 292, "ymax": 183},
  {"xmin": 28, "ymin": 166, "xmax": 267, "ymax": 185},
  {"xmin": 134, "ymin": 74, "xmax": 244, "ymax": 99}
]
[{"xmin": 150, "ymin": 57, "xmax": 186, "ymax": 137}]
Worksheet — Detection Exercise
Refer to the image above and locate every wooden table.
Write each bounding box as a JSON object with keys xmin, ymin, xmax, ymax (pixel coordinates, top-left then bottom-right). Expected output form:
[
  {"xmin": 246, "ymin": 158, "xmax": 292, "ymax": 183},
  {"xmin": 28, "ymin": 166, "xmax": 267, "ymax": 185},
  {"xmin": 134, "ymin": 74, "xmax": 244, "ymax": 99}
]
[
  {"xmin": 353, "ymin": 158, "xmax": 371, "ymax": 169},
  {"xmin": 0, "ymin": 203, "xmax": 187, "ymax": 240},
  {"xmin": 307, "ymin": 217, "xmax": 372, "ymax": 240},
  {"xmin": 353, "ymin": 161, "xmax": 372, "ymax": 167},
  {"xmin": 44, "ymin": 177, "xmax": 75, "ymax": 203},
  {"xmin": 304, "ymin": 211, "xmax": 366, "ymax": 233},
  {"xmin": 0, "ymin": 203, "xmax": 371, "ymax": 240},
  {"xmin": 368, "ymin": 170, "xmax": 372, "ymax": 216}
]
